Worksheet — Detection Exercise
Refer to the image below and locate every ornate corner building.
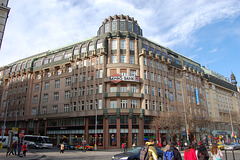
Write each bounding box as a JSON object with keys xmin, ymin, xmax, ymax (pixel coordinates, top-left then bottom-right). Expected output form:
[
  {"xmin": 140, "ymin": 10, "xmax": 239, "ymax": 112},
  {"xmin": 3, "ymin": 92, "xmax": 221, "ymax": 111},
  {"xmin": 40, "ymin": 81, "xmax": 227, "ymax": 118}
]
[
  {"xmin": 0, "ymin": 0, "xmax": 10, "ymax": 49},
  {"xmin": 0, "ymin": 15, "xmax": 238, "ymax": 149}
]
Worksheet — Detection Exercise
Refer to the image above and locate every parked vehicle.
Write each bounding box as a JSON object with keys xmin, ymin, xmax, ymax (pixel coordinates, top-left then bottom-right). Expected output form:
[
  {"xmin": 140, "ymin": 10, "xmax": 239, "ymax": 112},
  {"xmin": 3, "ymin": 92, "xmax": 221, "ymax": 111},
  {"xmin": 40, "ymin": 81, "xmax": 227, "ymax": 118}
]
[
  {"xmin": 75, "ymin": 144, "xmax": 94, "ymax": 150},
  {"xmin": 23, "ymin": 135, "xmax": 53, "ymax": 149},
  {"xmin": 111, "ymin": 146, "xmax": 163, "ymax": 160},
  {"xmin": 0, "ymin": 136, "xmax": 18, "ymax": 148},
  {"xmin": 57, "ymin": 143, "xmax": 75, "ymax": 150},
  {"xmin": 217, "ymin": 142, "xmax": 226, "ymax": 150},
  {"xmin": 224, "ymin": 143, "xmax": 240, "ymax": 150},
  {"xmin": 28, "ymin": 142, "xmax": 43, "ymax": 149}
]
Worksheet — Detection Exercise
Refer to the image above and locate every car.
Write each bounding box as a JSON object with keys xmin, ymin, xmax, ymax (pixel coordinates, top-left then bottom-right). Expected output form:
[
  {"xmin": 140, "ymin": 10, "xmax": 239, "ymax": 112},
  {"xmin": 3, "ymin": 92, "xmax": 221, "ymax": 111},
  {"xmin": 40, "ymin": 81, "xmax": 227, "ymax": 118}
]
[
  {"xmin": 57, "ymin": 143, "xmax": 76, "ymax": 150},
  {"xmin": 217, "ymin": 142, "xmax": 226, "ymax": 150},
  {"xmin": 28, "ymin": 142, "xmax": 43, "ymax": 149},
  {"xmin": 224, "ymin": 143, "xmax": 240, "ymax": 150},
  {"xmin": 111, "ymin": 146, "xmax": 163, "ymax": 160},
  {"xmin": 75, "ymin": 144, "xmax": 94, "ymax": 150}
]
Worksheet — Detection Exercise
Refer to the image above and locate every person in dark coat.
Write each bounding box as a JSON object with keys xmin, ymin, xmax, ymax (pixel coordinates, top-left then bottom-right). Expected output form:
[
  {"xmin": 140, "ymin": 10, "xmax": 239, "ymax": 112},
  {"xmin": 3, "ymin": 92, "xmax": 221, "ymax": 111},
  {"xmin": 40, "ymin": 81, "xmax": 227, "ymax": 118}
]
[
  {"xmin": 198, "ymin": 144, "xmax": 209, "ymax": 160},
  {"xmin": 17, "ymin": 141, "xmax": 22, "ymax": 157},
  {"xmin": 168, "ymin": 141, "xmax": 182, "ymax": 160},
  {"xmin": 8, "ymin": 140, "xmax": 17, "ymax": 156}
]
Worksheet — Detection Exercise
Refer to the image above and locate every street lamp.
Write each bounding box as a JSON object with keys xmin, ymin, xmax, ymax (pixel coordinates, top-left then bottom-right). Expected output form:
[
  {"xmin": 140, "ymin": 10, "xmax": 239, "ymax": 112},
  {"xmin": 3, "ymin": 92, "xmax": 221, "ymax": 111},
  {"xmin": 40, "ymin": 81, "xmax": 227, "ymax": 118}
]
[
  {"xmin": 181, "ymin": 77, "xmax": 190, "ymax": 145},
  {"xmin": 1, "ymin": 99, "xmax": 10, "ymax": 139},
  {"xmin": 227, "ymin": 98, "xmax": 234, "ymax": 138},
  {"xmin": 94, "ymin": 103, "xmax": 97, "ymax": 151}
]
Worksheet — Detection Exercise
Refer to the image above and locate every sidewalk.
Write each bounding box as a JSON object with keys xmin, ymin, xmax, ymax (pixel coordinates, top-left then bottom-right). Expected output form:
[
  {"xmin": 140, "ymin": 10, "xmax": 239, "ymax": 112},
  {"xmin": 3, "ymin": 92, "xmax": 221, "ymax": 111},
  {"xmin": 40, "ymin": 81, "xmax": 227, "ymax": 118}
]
[{"xmin": 0, "ymin": 148, "xmax": 44, "ymax": 160}]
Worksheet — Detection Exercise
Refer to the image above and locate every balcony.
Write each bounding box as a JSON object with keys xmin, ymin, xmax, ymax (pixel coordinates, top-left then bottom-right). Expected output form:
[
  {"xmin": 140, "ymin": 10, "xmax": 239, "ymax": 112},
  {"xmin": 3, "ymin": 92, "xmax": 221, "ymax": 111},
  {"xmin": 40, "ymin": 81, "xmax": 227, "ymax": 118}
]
[{"xmin": 104, "ymin": 92, "xmax": 144, "ymax": 98}]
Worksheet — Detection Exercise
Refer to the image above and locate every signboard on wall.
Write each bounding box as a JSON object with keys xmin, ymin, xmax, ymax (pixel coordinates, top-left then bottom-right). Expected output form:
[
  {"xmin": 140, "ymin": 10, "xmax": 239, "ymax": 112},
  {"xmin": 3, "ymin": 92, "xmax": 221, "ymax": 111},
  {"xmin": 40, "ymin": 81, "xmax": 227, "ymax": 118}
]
[
  {"xmin": 195, "ymin": 88, "xmax": 200, "ymax": 105},
  {"xmin": 109, "ymin": 74, "xmax": 140, "ymax": 83}
]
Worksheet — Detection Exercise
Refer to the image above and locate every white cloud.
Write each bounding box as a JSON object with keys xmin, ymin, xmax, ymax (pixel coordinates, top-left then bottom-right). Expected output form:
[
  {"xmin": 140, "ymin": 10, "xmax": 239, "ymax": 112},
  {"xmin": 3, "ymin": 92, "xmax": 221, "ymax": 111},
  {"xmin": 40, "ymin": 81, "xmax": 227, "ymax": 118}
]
[
  {"xmin": 208, "ymin": 48, "xmax": 218, "ymax": 53},
  {"xmin": 1, "ymin": 0, "xmax": 240, "ymax": 66}
]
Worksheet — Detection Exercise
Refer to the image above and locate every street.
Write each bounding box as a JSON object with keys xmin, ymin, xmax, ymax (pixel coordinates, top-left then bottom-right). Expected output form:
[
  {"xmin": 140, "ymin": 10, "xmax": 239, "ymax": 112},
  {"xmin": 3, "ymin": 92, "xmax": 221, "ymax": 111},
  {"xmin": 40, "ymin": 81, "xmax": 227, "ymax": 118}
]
[{"xmin": 0, "ymin": 148, "xmax": 239, "ymax": 160}]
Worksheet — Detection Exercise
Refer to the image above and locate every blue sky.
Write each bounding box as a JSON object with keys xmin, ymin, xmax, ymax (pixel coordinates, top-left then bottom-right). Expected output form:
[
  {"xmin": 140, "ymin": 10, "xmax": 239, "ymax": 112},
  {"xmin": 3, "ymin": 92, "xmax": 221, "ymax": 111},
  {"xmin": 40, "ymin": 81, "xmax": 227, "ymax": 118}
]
[{"xmin": 1, "ymin": 0, "xmax": 240, "ymax": 87}]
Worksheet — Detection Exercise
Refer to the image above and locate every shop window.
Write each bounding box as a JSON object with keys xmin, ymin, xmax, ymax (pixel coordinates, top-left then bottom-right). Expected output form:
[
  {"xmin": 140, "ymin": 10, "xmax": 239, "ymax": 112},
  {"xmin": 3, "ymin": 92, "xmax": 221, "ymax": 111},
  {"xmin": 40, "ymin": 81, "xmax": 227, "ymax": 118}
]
[{"xmin": 110, "ymin": 133, "xmax": 117, "ymax": 146}]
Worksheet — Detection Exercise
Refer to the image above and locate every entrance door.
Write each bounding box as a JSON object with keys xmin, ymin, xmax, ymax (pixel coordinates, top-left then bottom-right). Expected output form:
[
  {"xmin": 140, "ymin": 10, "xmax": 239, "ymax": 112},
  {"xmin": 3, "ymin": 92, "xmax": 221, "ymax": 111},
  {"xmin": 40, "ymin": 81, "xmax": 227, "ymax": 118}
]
[{"xmin": 120, "ymin": 133, "xmax": 128, "ymax": 147}]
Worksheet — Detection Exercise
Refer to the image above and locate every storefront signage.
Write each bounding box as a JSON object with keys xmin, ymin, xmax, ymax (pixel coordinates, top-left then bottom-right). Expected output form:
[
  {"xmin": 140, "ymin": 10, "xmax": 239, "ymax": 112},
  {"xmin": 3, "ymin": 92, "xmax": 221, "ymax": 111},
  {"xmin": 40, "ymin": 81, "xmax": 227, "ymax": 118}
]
[{"xmin": 109, "ymin": 74, "xmax": 140, "ymax": 83}]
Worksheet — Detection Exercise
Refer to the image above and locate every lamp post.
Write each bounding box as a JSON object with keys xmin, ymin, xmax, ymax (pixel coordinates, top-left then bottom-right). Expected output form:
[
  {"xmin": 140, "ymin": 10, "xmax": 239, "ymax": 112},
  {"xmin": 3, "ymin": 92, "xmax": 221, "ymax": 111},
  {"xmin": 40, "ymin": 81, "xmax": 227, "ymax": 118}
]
[
  {"xmin": 94, "ymin": 103, "xmax": 97, "ymax": 151},
  {"xmin": 1, "ymin": 99, "xmax": 10, "ymax": 139},
  {"xmin": 181, "ymin": 78, "xmax": 190, "ymax": 145},
  {"xmin": 227, "ymin": 98, "xmax": 234, "ymax": 138}
]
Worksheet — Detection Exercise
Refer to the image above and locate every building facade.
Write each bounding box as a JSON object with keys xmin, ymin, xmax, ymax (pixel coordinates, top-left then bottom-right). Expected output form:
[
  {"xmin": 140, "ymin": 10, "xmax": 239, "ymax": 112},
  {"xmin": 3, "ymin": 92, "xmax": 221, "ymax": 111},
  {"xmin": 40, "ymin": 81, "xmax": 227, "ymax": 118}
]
[
  {"xmin": 0, "ymin": 15, "xmax": 235, "ymax": 149},
  {"xmin": 203, "ymin": 68, "xmax": 239, "ymax": 142},
  {"xmin": 0, "ymin": 0, "xmax": 10, "ymax": 49}
]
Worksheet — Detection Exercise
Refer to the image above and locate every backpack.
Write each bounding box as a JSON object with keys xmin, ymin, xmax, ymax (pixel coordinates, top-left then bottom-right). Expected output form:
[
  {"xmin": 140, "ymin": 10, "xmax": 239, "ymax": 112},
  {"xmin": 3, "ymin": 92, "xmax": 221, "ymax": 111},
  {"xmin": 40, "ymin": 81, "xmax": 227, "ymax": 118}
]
[
  {"xmin": 163, "ymin": 150, "xmax": 174, "ymax": 160},
  {"xmin": 140, "ymin": 145, "xmax": 150, "ymax": 160}
]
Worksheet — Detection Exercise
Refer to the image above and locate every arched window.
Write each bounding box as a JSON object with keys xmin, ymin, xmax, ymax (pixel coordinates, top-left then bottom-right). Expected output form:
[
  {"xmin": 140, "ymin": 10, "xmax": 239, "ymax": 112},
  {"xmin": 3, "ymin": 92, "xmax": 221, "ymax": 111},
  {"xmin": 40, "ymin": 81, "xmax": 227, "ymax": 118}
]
[
  {"xmin": 73, "ymin": 46, "xmax": 80, "ymax": 55},
  {"xmin": 89, "ymin": 42, "xmax": 95, "ymax": 51},
  {"xmin": 21, "ymin": 61, "xmax": 26, "ymax": 70},
  {"xmin": 64, "ymin": 50, "xmax": 72, "ymax": 59},
  {"xmin": 54, "ymin": 53, "xmax": 63, "ymax": 62},
  {"xmin": 81, "ymin": 44, "xmax": 86, "ymax": 53},
  {"xmin": 26, "ymin": 60, "xmax": 31, "ymax": 68},
  {"xmin": 16, "ymin": 63, "xmax": 21, "ymax": 71},
  {"xmin": 11, "ymin": 65, "xmax": 16, "ymax": 72},
  {"xmin": 97, "ymin": 39, "xmax": 102, "ymax": 49},
  {"xmin": 34, "ymin": 58, "xmax": 43, "ymax": 67}
]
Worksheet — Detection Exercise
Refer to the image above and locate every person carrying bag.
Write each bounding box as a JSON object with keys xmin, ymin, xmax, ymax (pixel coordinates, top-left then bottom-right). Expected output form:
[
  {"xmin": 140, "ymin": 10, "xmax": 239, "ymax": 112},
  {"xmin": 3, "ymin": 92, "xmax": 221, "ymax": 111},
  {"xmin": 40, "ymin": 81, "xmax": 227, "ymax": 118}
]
[{"xmin": 210, "ymin": 143, "xmax": 223, "ymax": 160}]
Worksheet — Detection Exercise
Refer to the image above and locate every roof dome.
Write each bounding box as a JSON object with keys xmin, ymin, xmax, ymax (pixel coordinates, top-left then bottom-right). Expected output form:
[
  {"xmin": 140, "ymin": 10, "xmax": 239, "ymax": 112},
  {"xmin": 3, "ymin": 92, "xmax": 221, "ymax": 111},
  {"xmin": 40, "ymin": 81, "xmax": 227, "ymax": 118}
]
[{"xmin": 97, "ymin": 14, "xmax": 143, "ymax": 36}]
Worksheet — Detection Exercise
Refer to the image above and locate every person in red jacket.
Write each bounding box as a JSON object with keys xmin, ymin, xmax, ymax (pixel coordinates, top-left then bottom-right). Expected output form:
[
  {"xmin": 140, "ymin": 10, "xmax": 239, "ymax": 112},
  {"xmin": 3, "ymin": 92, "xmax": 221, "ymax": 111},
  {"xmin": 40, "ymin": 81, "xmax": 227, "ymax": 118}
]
[
  {"xmin": 22, "ymin": 142, "xmax": 28, "ymax": 157},
  {"xmin": 184, "ymin": 143, "xmax": 197, "ymax": 160}
]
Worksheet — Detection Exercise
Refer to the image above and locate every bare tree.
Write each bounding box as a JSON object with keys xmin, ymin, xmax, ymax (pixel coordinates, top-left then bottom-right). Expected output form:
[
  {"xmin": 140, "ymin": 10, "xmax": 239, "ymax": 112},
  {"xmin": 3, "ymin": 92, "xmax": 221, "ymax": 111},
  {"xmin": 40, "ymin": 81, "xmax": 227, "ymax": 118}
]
[{"xmin": 151, "ymin": 109, "xmax": 185, "ymax": 142}]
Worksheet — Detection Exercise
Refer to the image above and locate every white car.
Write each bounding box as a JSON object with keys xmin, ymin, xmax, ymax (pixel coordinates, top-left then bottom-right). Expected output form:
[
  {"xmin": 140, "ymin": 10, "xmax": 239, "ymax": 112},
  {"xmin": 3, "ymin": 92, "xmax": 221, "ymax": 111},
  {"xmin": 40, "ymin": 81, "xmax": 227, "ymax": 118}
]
[{"xmin": 224, "ymin": 143, "xmax": 240, "ymax": 150}]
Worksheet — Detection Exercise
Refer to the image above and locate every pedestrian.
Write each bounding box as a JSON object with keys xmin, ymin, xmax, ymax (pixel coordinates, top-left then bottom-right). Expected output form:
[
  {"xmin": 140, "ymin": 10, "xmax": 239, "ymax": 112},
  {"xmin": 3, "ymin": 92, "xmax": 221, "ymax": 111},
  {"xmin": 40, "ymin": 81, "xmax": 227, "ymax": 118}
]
[
  {"xmin": 197, "ymin": 144, "xmax": 209, "ymax": 160},
  {"xmin": 122, "ymin": 143, "xmax": 125, "ymax": 152},
  {"xmin": 164, "ymin": 141, "xmax": 182, "ymax": 160},
  {"xmin": 8, "ymin": 140, "xmax": 17, "ymax": 156},
  {"xmin": 22, "ymin": 142, "xmax": 28, "ymax": 157},
  {"xmin": 145, "ymin": 138, "xmax": 158, "ymax": 160},
  {"xmin": 210, "ymin": 143, "xmax": 223, "ymax": 160},
  {"xmin": 184, "ymin": 143, "xmax": 197, "ymax": 160},
  {"xmin": 17, "ymin": 141, "xmax": 22, "ymax": 157},
  {"xmin": 60, "ymin": 142, "xmax": 65, "ymax": 153},
  {"xmin": 163, "ymin": 144, "xmax": 170, "ymax": 152}
]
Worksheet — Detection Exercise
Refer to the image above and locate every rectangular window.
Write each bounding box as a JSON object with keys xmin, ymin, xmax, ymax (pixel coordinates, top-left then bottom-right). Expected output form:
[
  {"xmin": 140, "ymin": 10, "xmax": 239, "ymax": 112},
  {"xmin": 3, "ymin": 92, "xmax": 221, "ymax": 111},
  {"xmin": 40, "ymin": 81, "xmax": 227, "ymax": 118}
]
[
  {"xmin": 35, "ymin": 84, "xmax": 39, "ymax": 92},
  {"xmin": 111, "ymin": 56, "xmax": 117, "ymax": 63},
  {"xmin": 130, "ymin": 56, "xmax": 135, "ymax": 64},
  {"xmin": 54, "ymin": 92, "xmax": 59, "ymax": 101},
  {"xmin": 162, "ymin": 64, "xmax": 165, "ymax": 71},
  {"xmin": 99, "ymin": 70, "xmax": 103, "ymax": 78},
  {"xmin": 151, "ymin": 73, "xmax": 154, "ymax": 81},
  {"xmin": 152, "ymin": 87, "xmax": 155, "ymax": 95},
  {"xmin": 53, "ymin": 105, "xmax": 58, "ymax": 113},
  {"xmin": 81, "ymin": 101, "xmax": 85, "ymax": 110},
  {"xmin": 170, "ymin": 92, "xmax": 173, "ymax": 101},
  {"xmin": 158, "ymin": 88, "xmax": 161, "ymax": 97},
  {"xmin": 33, "ymin": 96, "xmax": 38, "ymax": 104},
  {"xmin": 157, "ymin": 62, "xmax": 159, "ymax": 69},
  {"xmin": 144, "ymin": 71, "xmax": 147, "ymax": 79},
  {"xmin": 42, "ymin": 106, "xmax": 47, "ymax": 114},
  {"xmin": 120, "ymin": 40, "xmax": 126, "ymax": 49},
  {"xmin": 120, "ymin": 69, "xmax": 127, "ymax": 76},
  {"xmin": 150, "ymin": 60, "xmax": 153, "ymax": 67},
  {"xmin": 65, "ymin": 78, "xmax": 71, "ymax": 86},
  {"xmin": 177, "ymin": 82, "xmax": 180, "ymax": 90},
  {"xmin": 169, "ymin": 80, "xmax": 172, "ymax": 88},
  {"xmin": 55, "ymin": 80, "xmax": 60, "ymax": 88},
  {"xmin": 100, "ymin": 55, "xmax": 103, "ymax": 64},
  {"xmin": 130, "ymin": 41, "xmax": 134, "ymax": 50},
  {"xmin": 99, "ymin": 99, "xmax": 102, "ymax": 109},
  {"xmin": 65, "ymin": 90, "xmax": 70, "ymax": 99},
  {"xmin": 110, "ymin": 100, "xmax": 117, "ymax": 108},
  {"xmin": 90, "ymin": 85, "xmax": 93, "ymax": 94},
  {"xmin": 82, "ymin": 87, "xmax": 85, "ymax": 95},
  {"xmin": 120, "ymin": 55, "xmax": 126, "ymax": 63},
  {"xmin": 131, "ymin": 99, "xmax": 137, "ymax": 108},
  {"xmin": 145, "ymin": 85, "xmax": 148, "ymax": 94},
  {"xmin": 110, "ymin": 85, "xmax": 117, "ymax": 92},
  {"xmin": 158, "ymin": 75, "xmax": 160, "ymax": 83},
  {"xmin": 43, "ymin": 94, "xmax": 48, "ymax": 103},
  {"xmin": 45, "ymin": 82, "xmax": 49, "ymax": 90},
  {"xmin": 121, "ymin": 100, "xmax": 128, "ymax": 108},
  {"xmin": 153, "ymin": 101, "xmax": 155, "ymax": 110},
  {"xmin": 131, "ymin": 85, "xmax": 137, "ymax": 93},
  {"xmin": 64, "ymin": 104, "xmax": 69, "ymax": 112},
  {"xmin": 178, "ymin": 94, "xmax": 182, "ymax": 102},
  {"xmin": 130, "ymin": 70, "xmax": 136, "ymax": 77},
  {"xmin": 31, "ymin": 108, "xmax": 36, "ymax": 115},
  {"xmin": 111, "ymin": 40, "xmax": 117, "ymax": 50},
  {"xmin": 99, "ymin": 84, "xmax": 102, "ymax": 93},
  {"xmin": 145, "ymin": 100, "xmax": 148, "ymax": 109},
  {"xmin": 143, "ymin": 57, "xmax": 147, "ymax": 65},
  {"xmin": 120, "ymin": 84, "xmax": 127, "ymax": 92}
]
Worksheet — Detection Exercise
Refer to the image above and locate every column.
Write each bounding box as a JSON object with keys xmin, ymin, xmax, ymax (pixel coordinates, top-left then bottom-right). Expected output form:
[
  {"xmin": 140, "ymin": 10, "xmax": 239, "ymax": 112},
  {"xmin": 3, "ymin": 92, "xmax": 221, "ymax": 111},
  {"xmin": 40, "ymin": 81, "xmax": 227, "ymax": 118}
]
[{"xmin": 128, "ymin": 117, "xmax": 133, "ymax": 148}]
